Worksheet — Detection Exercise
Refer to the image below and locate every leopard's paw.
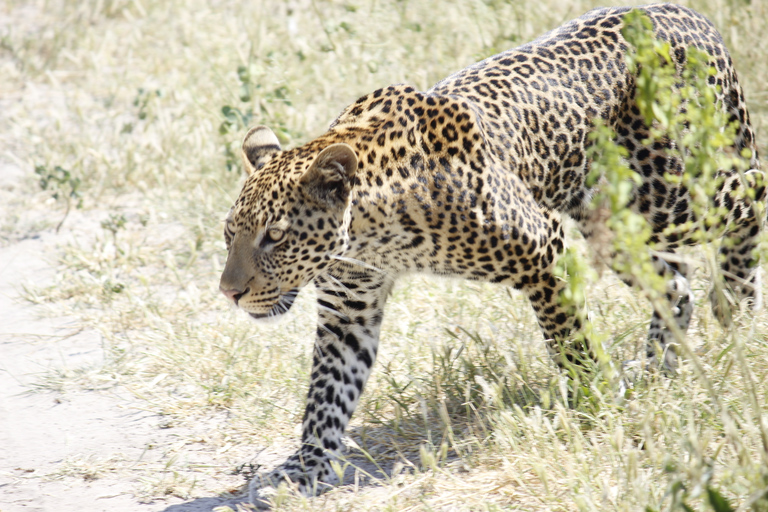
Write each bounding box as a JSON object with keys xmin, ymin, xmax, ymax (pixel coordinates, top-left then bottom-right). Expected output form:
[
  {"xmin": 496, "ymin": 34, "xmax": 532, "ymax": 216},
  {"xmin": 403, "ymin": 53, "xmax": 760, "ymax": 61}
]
[{"xmin": 248, "ymin": 454, "xmax": 340, "ymax": 507}]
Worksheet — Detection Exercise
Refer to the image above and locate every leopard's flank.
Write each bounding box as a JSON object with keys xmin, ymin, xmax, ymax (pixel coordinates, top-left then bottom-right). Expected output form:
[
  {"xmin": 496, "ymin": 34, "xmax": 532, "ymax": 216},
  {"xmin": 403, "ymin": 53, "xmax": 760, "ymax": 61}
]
[{"xmin": 219, "ymin": 3, "xmax": 763, "ymax": 504}]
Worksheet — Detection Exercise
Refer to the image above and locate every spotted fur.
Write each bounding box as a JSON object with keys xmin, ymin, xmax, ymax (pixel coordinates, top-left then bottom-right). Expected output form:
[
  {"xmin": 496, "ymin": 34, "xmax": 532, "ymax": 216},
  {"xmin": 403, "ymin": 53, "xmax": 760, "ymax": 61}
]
[{"xmin": 219, "ymin": 4, "xmax": 763, "ymax": 503}]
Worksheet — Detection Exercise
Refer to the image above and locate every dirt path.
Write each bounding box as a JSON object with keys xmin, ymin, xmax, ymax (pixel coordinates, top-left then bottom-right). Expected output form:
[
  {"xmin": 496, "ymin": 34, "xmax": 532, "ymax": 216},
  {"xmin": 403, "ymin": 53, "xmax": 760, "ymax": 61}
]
[{"xmin": 0, "ymin": 166, "xmax": 248, "ymax": 512}]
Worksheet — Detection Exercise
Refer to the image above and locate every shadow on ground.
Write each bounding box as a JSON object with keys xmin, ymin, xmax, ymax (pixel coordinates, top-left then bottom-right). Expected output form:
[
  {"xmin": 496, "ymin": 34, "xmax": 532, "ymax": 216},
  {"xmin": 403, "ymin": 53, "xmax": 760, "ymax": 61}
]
[{"xmin": 159, "ymin": 422, "xmax": 433, "ymax": 511}]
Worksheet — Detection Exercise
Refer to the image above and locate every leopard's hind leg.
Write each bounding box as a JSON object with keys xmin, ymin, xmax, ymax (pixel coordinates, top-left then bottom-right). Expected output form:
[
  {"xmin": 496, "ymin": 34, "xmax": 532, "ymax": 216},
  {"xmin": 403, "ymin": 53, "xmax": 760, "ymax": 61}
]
[
  {"xmin": 572, "ymin": 202, "xmax": 695, "ymax": 374},
  {"xmin": 645, "ymin": 253, "xmax": 694, "ymax": 372},
  {"xmin": 710, "ymin": 169, "xmax": 765, "ymax": 326},
  {"xmin": 710, "ymin": 76, "xmax": 764, "ymax": 326}
]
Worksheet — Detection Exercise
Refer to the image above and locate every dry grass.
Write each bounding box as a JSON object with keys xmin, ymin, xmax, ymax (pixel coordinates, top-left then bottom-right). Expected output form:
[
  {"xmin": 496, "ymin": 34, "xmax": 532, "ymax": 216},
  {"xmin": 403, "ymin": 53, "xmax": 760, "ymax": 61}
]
[{"xmin": 3, "ymin": 0, "xmax": 768, "ymax": 510}]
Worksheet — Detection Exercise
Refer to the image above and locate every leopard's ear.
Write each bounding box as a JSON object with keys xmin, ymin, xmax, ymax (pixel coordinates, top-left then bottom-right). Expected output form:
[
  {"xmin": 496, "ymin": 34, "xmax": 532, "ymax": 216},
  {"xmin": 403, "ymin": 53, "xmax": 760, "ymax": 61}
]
[
  {"xmin": 300, "ymin": 144, "xmax": 358, "ymax": 208},
  {"xmin": 241, "ymin": 126, "xmax": 281, "ymax": 175}
]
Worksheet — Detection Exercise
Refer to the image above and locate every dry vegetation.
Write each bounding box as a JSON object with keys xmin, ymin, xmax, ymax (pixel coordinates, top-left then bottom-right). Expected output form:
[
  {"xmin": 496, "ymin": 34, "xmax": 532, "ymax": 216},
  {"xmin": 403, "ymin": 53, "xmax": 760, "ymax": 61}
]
[{"xmin": 2, "ymin": 0, "xmax": 768, "ymax": 510}]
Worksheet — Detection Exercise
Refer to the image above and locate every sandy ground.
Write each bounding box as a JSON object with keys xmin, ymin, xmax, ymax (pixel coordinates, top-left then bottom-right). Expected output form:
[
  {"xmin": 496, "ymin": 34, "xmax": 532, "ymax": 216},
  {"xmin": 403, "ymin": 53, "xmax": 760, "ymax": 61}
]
[
  {"xmin": 0, "ymin": 8, "xmax": 248, "ymax": 508},
  {"xmin": 0, "ymin": 166, "xmax": 252, "ymax": 511}
]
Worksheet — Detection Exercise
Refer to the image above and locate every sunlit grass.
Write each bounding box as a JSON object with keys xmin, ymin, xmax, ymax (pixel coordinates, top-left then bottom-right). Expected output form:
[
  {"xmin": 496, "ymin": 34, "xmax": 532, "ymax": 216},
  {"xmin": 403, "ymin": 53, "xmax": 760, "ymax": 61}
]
[{"xmin": 4, "ymin": 0, "xmax": 768, "ymax": 510}]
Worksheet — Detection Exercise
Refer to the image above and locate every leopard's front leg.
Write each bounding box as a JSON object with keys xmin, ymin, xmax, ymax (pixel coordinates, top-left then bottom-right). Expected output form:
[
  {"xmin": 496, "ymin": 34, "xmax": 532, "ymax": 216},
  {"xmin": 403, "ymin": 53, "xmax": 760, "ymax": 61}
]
[{"xmin": 250, "ymin": 266, "xmax": 394, "ymax": 504}]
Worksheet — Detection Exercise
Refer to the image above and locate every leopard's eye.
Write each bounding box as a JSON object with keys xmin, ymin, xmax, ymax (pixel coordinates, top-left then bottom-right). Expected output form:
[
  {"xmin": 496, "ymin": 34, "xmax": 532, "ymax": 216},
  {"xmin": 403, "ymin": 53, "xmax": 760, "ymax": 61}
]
[{"xmin": 266, "ymin": 227, "xmax": 285, "ymax": 244}]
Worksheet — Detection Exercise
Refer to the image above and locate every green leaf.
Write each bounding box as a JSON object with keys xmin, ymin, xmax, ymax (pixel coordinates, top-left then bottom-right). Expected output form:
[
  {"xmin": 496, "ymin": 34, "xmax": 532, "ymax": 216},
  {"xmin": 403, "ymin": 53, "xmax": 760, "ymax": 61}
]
[
  {"xmin": 706, "ymin": 487, "xmax": 735, "ymax": 512},
  {"xmin": 239, "ymin": 83, "xmax": 251, "ymax": 102},
  {"xmin": 236, "ymin": 64, "xmax": 249, "ymax": 83}
]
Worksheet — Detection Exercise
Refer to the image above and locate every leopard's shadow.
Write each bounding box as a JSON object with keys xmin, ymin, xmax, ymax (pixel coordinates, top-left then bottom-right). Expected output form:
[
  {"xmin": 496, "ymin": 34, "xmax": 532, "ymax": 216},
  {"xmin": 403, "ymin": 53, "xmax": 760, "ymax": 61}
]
[{"xmin": 159, "ymin": 422, "xmax": 444, "ymax": 511}]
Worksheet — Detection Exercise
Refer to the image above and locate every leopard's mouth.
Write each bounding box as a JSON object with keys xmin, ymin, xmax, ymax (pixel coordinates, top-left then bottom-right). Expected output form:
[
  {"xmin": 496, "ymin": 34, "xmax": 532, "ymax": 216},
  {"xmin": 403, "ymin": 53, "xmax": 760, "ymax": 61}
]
[{"xmin": 247, "ymin": 288, "xmax": 300, "ymax": 319}]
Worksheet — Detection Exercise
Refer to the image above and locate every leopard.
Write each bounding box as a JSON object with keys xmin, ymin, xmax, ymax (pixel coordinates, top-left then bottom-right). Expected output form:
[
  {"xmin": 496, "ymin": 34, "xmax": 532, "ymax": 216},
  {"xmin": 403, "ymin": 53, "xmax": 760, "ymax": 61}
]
[{"xmin": 219, "ymin": 3, "xmax": 764, "ymax": 505}]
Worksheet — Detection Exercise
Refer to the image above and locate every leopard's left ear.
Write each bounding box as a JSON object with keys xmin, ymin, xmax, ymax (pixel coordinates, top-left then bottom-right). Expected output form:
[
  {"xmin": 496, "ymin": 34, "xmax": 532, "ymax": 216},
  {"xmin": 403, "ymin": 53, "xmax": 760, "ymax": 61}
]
[
  {"xmin": 300, "ymin": 143, "xmax": 358, "ymax": 208},
  {"xmin": 241, "ymin": 126, "xmax": 281, "ymax": 175}
]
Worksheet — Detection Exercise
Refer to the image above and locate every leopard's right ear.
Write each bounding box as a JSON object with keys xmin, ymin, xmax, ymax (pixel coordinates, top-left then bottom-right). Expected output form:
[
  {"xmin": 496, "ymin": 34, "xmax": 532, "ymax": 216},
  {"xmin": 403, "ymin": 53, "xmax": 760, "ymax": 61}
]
[{"xmin": 241, "ymin": 126, "xmax": 281, "ymax": 175}]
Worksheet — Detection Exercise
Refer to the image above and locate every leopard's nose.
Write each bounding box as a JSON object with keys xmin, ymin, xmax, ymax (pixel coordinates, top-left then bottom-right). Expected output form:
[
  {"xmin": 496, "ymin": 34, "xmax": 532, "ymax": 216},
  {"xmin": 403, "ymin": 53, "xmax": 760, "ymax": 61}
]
[{"xmin": 220, "ymin": 287, "xmax": 247, "ymax": 305}]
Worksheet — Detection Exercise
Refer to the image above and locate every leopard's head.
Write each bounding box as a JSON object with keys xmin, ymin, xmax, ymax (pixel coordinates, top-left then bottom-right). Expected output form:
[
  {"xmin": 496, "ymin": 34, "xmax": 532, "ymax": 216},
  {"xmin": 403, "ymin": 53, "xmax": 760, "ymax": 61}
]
[{"xmin": 219, "ymin": 126, "xmax": 358, "ymax": 319}]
